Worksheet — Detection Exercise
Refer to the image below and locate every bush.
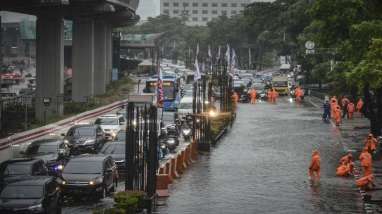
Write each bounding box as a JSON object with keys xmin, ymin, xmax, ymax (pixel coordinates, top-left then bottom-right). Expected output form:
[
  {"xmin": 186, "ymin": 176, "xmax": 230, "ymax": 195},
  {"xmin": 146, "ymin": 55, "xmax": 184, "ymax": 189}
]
[
  {"xmin": 113, "ymin": 191, "xmax": 146, "ymax": 210},
  {"xmin": 210, "ymin": 113, "xmax": 232, "ymax": 139}
]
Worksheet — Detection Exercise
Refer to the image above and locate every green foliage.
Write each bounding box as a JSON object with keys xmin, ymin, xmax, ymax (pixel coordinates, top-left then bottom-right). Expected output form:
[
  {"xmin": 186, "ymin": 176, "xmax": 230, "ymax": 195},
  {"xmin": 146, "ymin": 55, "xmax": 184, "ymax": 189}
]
[{"xmin": 113, "ymin": 191, "xmax": 145, "ymax": 210}]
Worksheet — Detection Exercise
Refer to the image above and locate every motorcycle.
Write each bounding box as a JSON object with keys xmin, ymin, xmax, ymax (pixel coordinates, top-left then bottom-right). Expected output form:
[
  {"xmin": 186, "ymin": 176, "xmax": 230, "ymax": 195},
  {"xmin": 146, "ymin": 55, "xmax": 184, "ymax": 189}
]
[
  {"xmin": 159, "ymin": 124, "xmax": 180, "ymax": 152},
  {"xmin": 181, "ymin": 124, "xmax": 192, "ymax": 141}
]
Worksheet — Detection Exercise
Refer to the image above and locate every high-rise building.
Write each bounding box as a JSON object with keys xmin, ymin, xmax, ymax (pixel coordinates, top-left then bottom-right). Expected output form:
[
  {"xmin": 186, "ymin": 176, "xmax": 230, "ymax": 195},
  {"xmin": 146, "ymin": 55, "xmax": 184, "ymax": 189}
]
[{"xmin": 160, "ymin": 0, "xmax": 274, "ymax": 26}]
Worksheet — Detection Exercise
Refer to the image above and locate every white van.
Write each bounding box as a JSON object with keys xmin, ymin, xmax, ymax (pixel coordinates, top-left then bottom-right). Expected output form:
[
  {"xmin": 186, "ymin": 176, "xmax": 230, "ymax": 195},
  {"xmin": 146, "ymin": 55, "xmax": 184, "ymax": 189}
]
[{"xmin": 177, "ymin": 96, "xmax": 193, "ymax": 118}]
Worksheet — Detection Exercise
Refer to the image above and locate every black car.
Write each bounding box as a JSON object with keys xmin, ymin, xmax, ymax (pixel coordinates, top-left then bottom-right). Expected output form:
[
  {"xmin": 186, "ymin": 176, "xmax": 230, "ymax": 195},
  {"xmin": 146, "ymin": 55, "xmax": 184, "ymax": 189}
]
[
  {"xmin": 23, "ymin": 138, "xmax": 71, "ymax": 175},
  {"xmin": 61, "ymin": 155, "xmax": 118, "ymax": 200},
  {"xmin": 64, "ymin": 124, "xmax": 106, "ymax": 154},
  {"xmin": 0, "ymin": 159, "xmax": 49, "ymax": 191},
  {"xmin": 100, "ymin": 142, "xmax": 126, "ymax": 175},
  {"xmin": 0, "ymin": 177, "xmax": 62, "ymax": 214}
]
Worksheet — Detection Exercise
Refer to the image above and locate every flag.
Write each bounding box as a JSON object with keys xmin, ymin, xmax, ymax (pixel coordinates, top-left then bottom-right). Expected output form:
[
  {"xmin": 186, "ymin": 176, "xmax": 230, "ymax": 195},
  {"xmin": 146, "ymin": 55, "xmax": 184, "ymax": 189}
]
[
  {"xmin": 208, "ymin": 45, "xmax": 212, "ymax": 58},
  {"xmin": 194, "ymin": 57, "xmax": 201, "ymax": 81},
  {"xmin": 196, "ymin": 43, "xmax": 199, "ymax": 56},
  {"xmin": 217, "ymin": 45, "xmax": 221, "ymax": 60},
  {"xmin": 231, "ymin": 48, "xmax": 237, "ymax": 74},
  {"xmin": 157, "ymin": 58, "xmax": 164, "ymax": 107},
  {"xmin": 225, "ymin": 44, "xmax": 231, "ymax": 72}
]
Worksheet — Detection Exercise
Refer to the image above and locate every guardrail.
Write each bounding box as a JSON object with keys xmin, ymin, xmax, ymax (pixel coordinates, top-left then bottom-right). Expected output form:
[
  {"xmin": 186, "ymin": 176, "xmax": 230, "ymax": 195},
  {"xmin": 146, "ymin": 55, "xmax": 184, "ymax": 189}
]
[{"xmin": 0, "ymin": 99, "xmax": 128, "ymax": 151}]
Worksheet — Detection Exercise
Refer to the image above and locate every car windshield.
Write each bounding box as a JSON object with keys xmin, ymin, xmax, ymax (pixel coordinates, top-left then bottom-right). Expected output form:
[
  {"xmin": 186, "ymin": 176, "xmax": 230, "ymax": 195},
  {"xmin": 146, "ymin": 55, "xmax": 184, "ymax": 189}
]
[
  {"xmin": 74, "ymin": 127, "xmax": 95, "ymax": 137},
  {"xmin": 4, "ymin": 164, "xmax": 31, "ymax": 175},
  {"xmin": 95, "ymin": 118, "xmax": 119, "ymax": 125},
  {"xmin": 178, "ymin": 102, "xmax": 192, "ymax": 109},
  {"xmin": 116, "ymin": 131, "xmax": 125, "ymax": 141},
  {"xmin": 0, "ymin": 185, "xmax": 43, "ymax": 199},
  {"xmin": 273, "ymin": 81, "xmax": 288, "ymax": 87},
  {"xmin": 63, "ymin": 161, "xmax": 102, "ymax": 174},
  {"xmin": 37, "ymin": 144, "xmax": 58, "ymax": 154},
  {"xmin": 101, "ymin": 144, "xmax": 125, "ymax": 154}
]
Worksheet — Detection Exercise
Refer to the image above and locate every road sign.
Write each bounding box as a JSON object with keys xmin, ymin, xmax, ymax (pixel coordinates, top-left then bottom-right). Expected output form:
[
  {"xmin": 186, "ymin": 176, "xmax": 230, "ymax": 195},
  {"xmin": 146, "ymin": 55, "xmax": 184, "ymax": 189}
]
[{"xmin": 305, "ymin": 41, "xmax": 315, "ymax": 50}]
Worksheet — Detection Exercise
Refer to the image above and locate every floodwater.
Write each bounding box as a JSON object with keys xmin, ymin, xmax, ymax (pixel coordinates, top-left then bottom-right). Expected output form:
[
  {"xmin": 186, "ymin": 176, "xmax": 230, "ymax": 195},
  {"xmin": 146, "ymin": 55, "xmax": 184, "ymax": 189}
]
[{"xmin": 157, "ymin": 98, "xmax": 364, "ymax": 214}]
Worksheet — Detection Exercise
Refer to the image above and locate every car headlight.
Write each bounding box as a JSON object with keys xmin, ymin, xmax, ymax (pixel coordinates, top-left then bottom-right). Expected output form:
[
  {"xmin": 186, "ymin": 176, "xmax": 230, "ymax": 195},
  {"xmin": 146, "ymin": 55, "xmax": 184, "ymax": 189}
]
[
  {"xmin": 57, "ymin": 164, "xmax": 64, "ymax": 171},
  {"xmin": 182, "ymin": 129, "xmax": 191, "ymax": 135},
  {"xmin": 89, "ymin": 177, "xmax": 103, "ymax": 185},
  {"xmin": 64, "ymin": 140, "xmax": 69, "ymax": 144},
  {"xmin": 28, "ymin": 203, "xmax": 42, "ymax": 211},
  {"xmin": 61, "ymin": 180, "xmax": 67, "ymax": 185},
  {"xmin": 84, "ymin": 139, "xmax": 95, "ymax": 145},
  {"xmin": 89, "ymin": 181, "xmax": 95, "ymax": 185}
]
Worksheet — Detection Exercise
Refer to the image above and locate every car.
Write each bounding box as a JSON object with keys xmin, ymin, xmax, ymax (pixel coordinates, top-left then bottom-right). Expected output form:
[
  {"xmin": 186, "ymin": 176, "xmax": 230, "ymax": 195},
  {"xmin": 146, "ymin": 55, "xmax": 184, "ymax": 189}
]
[
  {"xmin": 22, "ymin": 138, "xmax": 71, "ymax": 175},
  {"xmin": 0, "ymin": 177, "xmax": 62, "ymax": 214},
  {"xmin": 99, "ymin": 142, "xmax": 126, "ymax": 174},
  {"xmin": 64, "ymin": 124, "xmax": 106, "ymax": 154},
  {"xmin": 61, "ymin": 155, "xmax": 118, "ymax": 200},
  {"xmin": 114, "ymin": 130, "xmax": 125, "ymax": 142},
  {"xmin": 95, "ymin": 114, "xmax": 125, "ymax": 141},
  {"xmin": 177, "ymin": 96, "xmax": 193, "ymax": 119},
  {"xmin": 0, "ymin": 158, "xmax": 49, "ymax": 191}
]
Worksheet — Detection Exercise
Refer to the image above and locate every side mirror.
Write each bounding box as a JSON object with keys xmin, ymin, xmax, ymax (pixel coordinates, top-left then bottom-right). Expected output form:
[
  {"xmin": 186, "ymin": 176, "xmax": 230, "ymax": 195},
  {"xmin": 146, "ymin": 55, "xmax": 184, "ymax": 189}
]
[{"xmin": 61, "ymin": 133, "xmax": 66, "ymax": 137}]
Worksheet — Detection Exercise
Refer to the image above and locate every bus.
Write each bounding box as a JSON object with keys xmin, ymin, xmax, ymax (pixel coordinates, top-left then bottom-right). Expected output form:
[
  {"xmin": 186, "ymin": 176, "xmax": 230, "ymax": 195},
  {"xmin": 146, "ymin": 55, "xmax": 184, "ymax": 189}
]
[{"xmin": 144, "ymin": 75, "xmax": 179, "ymax": 111}]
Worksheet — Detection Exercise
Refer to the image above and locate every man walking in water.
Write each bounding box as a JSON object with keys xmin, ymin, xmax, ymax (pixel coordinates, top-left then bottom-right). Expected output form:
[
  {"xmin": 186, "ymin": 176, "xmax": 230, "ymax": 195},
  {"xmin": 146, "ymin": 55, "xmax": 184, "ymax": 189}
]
[{"xmin": 309, "ymin": 150, "xmax": 321, "ymax": 181}]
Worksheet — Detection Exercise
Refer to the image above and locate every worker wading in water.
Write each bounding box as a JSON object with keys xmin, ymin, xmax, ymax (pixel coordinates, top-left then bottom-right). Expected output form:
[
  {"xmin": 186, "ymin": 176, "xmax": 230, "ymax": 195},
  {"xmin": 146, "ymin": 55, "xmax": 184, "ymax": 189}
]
[{"xmin": 309, "ymin": 150, "xmax": 321, "ymax": 181}]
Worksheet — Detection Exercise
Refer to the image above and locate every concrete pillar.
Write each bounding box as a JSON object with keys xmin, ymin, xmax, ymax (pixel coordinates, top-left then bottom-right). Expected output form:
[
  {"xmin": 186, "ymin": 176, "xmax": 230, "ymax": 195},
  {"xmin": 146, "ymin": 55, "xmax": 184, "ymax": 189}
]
[
  {"xmin": 35, "ymin": 17, "xmax": 64, "ymax": 121},
  {"xmin": 105, "ymin": 24, "xmax": 112, "ymax": 84},
  {"xmin": 72, "ymin": 18, "xmax": 94, "ymax": 102},
  {"xmin": 93, "ymin": 21, "xmax": 107, "ymax": 95}
]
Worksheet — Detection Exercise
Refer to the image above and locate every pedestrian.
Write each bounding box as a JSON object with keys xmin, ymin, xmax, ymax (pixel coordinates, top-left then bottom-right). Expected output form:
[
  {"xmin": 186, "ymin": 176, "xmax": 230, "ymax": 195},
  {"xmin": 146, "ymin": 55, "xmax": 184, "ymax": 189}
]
[
  {"xmin": 267, "ymin": 89, "xmax": 273, "ymax": 103},
  {"xmin": 249, "ymin": 88, "xmax": 257, "ymax": 104},
  {"xmin": 323, "ymin": 100, "xmax": 331, "ymax": 121},
  {"xmin": 347, "ymin": 101, "xmax": 355, "ymax": 120},
  {"xmin": 330, "ymin": 96, "xmax": 338, "ymax": 119},
  {"xmin": 271, "ymin": 88, "xmax": 278, "ymax": 103},
  {"xmin": 356, "ymin": 98, "xmax": 364, "ymax": 116},
  {"xmin": 334, "ymin": 105, "xmax": 342, "ymax": 126},
  {"xmin": 336, "ymin": 153, "xmax": 354, "ymax": 176},
  {"xmin": 364, "ymin": 133, "xmax": 378, "ymax": 154},
  {"xmin": 309, "ymin": 150, "xmax": 321, "ymax": 181},
  {"xmin": 356, "ymin": 174, "xmax": 375, "ymax": 190},
  {"xmin": 295, "ymin": 86, "xmax": 303, "ymax": 102},
  {"xmin": 359, "ymin": 147, "xmax": 373, "ymax": 176},
  {"xmin": 341, "ymin": 96, "xmax": 350, "ymax": 118}
]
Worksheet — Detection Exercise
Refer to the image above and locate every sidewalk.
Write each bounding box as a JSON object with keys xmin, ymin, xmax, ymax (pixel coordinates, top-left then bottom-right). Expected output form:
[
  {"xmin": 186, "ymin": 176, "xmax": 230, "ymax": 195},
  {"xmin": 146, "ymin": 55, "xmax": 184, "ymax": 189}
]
[{"xmin": 308, "ymin": 96, "xmax": 382, "ymax": 212}]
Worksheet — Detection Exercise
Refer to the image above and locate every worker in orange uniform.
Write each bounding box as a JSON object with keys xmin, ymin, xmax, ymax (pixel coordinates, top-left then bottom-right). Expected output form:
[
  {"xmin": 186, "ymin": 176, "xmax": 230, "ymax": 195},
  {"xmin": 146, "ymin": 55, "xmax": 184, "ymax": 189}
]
[
  {"xmin": 347, "ymin": 101, "xmax": 355, "ymax": 119},
  {"xmin": 336, "ymin": 153, "xmax": 354, "ymax": 176},
  {"xmin": 356, "ymin": 174, "xmax": 375, "ymax": 190},
  {"xmin": 295, "ymin": 87, "xmax": 304, "ymax": 102},
  {"xmin": 356, "ymin": 98, "xmax": 364, "ymax": 116},
  {"xmin": 249, "ymin": 88, "xmax": 257, "ymax": 104},
  {"xmin": 333, "ymin": 105, "xmax": 342, "ymax": 126},
  {"xmin": 364, "ymin": 133, "xmax": 378, "ymax": 154},
  {"xmin": 359, "ymin": 147, "xmax": 373, "ymax": 176},
  {"xmin": 330, "ymin": 96, "xmax": 338, "ymax": 119},
  {"xmin": 271, "ymin": 88, "xmax": 278, "ymax": 103},
  {"xmin": 309, "ymin": 150, "xmax": 321, "ymax": 180}
]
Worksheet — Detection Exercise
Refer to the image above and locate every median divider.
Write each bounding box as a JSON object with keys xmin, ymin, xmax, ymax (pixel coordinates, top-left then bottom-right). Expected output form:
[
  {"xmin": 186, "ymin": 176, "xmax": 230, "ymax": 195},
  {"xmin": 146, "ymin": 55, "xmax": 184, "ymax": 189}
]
[{"xmin": 156, "ymin": 141, "xmax": 199, "ymax": 198}]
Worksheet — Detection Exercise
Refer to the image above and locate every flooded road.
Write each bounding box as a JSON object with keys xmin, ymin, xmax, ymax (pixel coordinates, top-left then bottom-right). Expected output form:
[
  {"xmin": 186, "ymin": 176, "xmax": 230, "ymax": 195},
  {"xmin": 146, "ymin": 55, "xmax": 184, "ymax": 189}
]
[{"xmin": 158, "ymin": 98, "xmax": 364, "ymax": 214}]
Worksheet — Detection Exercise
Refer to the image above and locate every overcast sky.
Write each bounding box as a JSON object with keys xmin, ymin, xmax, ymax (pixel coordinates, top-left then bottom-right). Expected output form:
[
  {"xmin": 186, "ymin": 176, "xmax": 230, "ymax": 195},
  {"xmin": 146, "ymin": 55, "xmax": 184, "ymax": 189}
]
[{"xmin": 136, "ymin": 0, "xmax": 160, "ymax": 21}]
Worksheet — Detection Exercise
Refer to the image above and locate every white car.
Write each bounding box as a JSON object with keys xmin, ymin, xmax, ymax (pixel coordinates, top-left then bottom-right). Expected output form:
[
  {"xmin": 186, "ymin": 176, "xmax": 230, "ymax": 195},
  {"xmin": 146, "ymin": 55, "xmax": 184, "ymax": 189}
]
[
  {"xmin": 177, "ymin": 96, "xmax": 193, "ymax": 118},
  {"xmin": 94, "ymin": 114, "xmax": 125, "ymax": 141}
]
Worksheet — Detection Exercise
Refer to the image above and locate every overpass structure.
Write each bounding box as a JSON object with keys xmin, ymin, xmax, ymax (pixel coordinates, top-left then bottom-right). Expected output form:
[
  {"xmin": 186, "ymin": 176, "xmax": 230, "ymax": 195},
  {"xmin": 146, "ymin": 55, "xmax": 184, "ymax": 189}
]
[{"xmin": 0, "ymin": 0, "xmax": 139, "ymax": 120}]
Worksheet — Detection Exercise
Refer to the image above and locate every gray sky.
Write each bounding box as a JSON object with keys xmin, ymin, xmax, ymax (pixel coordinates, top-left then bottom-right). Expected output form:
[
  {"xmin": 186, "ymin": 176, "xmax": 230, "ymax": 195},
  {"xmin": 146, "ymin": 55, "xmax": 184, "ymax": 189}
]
[{"xmin": 136, "ymin": 0, "xmax": 160, "ymax": 21}]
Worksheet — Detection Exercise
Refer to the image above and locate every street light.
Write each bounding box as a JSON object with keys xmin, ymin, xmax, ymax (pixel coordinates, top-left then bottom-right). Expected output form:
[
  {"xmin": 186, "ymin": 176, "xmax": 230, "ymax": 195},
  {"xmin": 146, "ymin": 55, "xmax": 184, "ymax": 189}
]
[{"xmin": 208, "ymin": 109, "xmax": 218, "ymax": 118}]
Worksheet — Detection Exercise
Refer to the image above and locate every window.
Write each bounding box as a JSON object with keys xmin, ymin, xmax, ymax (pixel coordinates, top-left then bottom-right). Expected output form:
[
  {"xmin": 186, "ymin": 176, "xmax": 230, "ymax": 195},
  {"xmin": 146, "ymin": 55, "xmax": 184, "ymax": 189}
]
[
  {"xmin": 241, "ymin": 3, "xmax": 247, "ymax": 7},
  {"xmin": 202, "ymin": 17, "xmax": 208, "ymax": 21},
  {"xmin": 183, "ymin": 2, "xmax": 189, "ymax": 7},
  {"xmin": 231, "ymin": 3, "xmax": 237, "ymax": 7},
  {"xmin": 212, "ymin": 10, "xmax": 218, "ymax": 14},
  {"xmin": 202, "ymin": 3, "xmax": 208, "ymax": 7},
  {"xmin": 173, "ymin": 10, "xmax": 179, "ymax": 14},
  {"xmin": 221, "ymin": 3, "xmax": 227, "ymax": 7},
  {"xmin": 231, "ymin": 10, "xmax": 237, "ymax": 15},
  {"xmin": 163, "ymin": 9, "xmax": 169, "ymax": 14},
  {"xmin": 222, "ymin": 10, "xmax": 227, "ymax": 15},
  {"xmin": 212, "ymin": 3, "xmax": 218, "ymax": 7},
  {"xmin": 163, "ymin": 2, "xmax": 169, "ymax": 7},
  {"xmin": 173, "ymin": 2, "xmax": 179, "ymax": 7},
  {"xmin": 192, "ymin": 2, "xmax": 198, "ymax": 7},
  {"xmin": 192, "ymin": 17, "xmax": 198, "ymax": 21},
  {"xmin": 202, "ymin": 10, "xmax": 208, "ymax": 14},
  {"xmin": 192, "ymin": 10, "xmax": 198, "ymax": 14}
]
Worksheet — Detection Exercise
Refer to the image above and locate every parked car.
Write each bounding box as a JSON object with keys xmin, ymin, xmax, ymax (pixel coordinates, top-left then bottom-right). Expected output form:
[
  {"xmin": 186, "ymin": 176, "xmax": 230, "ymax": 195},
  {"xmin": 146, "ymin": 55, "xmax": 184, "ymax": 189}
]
[
  {"xmin": 95, "ymin": 114, "xmax": 125, "ymax": 141},
  {"xmin": 61, "ymin": 155, "xmax": 118, "ymax": 200},
  {"xmin": 0, "ymin": 177, "xmax": 62, "ymax": 214},
  {"xmin": 0, "ymin": 159, "xmax": 49, "ymax": 191},
  {"xmin": 64, "ymin": 124, "xmax": 106, "ymax": 154},
  {"xmin": 99, "ymin": 142, "xmax": 126, "ymax": 175},
  {"xmin": 23, "ymin": 138, "xmax": 71, "ymax": 175}
]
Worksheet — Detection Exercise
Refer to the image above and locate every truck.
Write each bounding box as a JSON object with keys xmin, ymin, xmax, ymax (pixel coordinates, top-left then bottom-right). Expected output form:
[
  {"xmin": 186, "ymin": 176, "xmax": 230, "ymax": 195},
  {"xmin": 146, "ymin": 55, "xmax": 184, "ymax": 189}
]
[{"xmin": 272, "ymin": 75, "xmax": 289, "ymax": 96}]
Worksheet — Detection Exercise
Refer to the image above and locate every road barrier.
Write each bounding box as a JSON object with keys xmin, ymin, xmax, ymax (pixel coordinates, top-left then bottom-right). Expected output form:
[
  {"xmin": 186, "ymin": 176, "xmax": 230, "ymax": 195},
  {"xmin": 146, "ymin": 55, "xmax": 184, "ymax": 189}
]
[{"xmin": 0, "ymin": 99, "xmax": 128, "ymax": 152}]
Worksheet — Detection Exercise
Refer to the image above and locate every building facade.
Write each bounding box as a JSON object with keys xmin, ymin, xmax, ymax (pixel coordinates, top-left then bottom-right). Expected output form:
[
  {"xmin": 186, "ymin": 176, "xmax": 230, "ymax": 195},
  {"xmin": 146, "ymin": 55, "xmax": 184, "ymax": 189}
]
[{"xmin": 160, "ymin": 0, "xmax": 274, "ymax": 26}]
